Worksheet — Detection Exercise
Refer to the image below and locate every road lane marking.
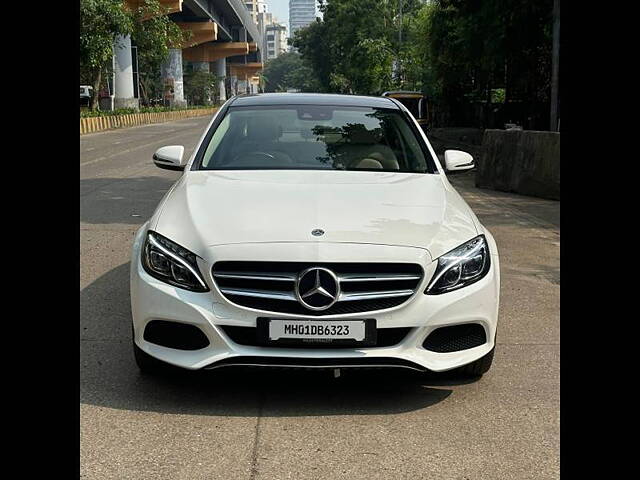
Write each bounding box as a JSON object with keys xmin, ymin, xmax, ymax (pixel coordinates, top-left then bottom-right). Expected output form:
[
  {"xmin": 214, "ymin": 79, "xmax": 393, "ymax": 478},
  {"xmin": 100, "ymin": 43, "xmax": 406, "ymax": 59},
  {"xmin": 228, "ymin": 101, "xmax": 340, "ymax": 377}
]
[{"xmin": 80, "ymin": 129, "xmax": 199, "ymax": 167}]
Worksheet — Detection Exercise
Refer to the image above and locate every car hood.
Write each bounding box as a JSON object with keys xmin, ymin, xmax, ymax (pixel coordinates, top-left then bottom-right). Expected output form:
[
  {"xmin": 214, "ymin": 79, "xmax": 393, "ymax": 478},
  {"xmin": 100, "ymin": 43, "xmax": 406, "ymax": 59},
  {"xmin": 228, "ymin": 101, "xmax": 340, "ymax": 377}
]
[{"xmin": 153, "ymin": 170, "xmax": 478, "ymax": 260}]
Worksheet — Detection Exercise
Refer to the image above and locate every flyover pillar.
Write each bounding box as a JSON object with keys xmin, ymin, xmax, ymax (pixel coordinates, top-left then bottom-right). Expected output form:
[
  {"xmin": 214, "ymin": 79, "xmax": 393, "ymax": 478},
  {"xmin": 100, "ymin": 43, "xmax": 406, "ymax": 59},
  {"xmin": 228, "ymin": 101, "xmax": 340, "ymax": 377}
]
[
  {"xmin": 113, "ymin": 35, "xmax": 138, "ymax": 109},
  {"xmin": 160, "ymin": 48, "xmax": 186, "ymax": 107},
  {"xmin": 191, "ymin": 62, "xmax": 209, "ymax": 72},
  {"xmin": 212, "ymin": 58, "xmax": 227, "ymax": 102}
]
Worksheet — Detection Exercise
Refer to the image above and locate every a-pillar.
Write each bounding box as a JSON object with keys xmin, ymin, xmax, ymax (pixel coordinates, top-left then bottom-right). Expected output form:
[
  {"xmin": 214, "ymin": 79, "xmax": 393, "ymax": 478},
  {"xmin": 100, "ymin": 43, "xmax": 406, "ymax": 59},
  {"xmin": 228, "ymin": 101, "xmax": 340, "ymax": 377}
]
[
  {"xmin": 212, "ymin": 58, "xmax": 227, "ymax": 102},
  {"xmin": 113, "ymin": 35, "xmax": 138, "ymax": 109},
  {"xmin": 160, "ymin": 49, "xmax": 186, "ymax": 107}
]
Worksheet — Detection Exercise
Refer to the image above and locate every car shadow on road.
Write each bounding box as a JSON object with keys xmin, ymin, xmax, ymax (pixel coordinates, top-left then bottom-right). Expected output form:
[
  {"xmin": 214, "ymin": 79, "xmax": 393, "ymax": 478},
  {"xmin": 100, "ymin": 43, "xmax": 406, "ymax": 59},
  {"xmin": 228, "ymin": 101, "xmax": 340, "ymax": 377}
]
[
  {"xmin": 81, "ymin": 263, "xmax": 480, "ymax": 418},
  {"xmin": 80, "ymin": 176, "xmax": 178, "ymax": 225}
]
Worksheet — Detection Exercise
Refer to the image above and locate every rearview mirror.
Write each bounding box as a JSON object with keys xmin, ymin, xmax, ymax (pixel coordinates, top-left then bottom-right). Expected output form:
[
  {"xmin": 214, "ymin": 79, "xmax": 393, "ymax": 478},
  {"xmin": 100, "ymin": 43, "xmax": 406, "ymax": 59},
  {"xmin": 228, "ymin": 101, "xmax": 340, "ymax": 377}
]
[
  {"xmin": 153, "ymin": 145, "xmax": 185, "ymax": 171},
  {"xmin": 444, "ymin": 150, "xmax": 474, "ymax": 173}
]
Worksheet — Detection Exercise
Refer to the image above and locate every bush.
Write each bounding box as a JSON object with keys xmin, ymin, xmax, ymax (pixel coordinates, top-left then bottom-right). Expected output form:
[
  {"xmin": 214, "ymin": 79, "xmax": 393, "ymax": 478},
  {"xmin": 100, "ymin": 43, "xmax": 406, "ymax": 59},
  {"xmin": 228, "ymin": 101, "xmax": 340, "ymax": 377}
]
[{"xmin": 79, "ymin": 105, "xmax": 214, "ymax": 118}]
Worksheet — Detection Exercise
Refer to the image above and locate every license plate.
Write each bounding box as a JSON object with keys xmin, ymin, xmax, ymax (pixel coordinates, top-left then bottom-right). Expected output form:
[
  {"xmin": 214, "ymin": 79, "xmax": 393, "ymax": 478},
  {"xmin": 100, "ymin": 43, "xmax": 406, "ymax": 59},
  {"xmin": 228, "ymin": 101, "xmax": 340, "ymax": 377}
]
[
  {"xmin": 256, "ymin": 318, "xmax": 377, "ymax": 346},
  {"xmin": 269, "ymin": 319, "xmax": 366, "ymax": 341}
]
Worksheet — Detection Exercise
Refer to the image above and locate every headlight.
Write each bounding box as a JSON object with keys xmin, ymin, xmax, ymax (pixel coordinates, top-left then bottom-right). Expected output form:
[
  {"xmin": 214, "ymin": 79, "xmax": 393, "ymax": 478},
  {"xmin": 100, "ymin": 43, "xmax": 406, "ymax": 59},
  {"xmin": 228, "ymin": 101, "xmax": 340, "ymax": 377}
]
[
  {"xmin": 142, "ymin": 231, "xmax": 209, "ymax": 292},
  {"xmin": 425, "ymin": 235, "xmax": 490, "ymax": 295}
]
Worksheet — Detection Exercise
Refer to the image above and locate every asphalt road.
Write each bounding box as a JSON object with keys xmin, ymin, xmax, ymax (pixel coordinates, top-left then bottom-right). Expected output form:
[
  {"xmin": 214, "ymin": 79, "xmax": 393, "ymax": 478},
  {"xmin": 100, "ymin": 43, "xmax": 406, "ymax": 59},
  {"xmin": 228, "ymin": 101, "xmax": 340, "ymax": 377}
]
[{"xmin": 80, "ymin": 116, "xmax": 560, "ymax": 480}]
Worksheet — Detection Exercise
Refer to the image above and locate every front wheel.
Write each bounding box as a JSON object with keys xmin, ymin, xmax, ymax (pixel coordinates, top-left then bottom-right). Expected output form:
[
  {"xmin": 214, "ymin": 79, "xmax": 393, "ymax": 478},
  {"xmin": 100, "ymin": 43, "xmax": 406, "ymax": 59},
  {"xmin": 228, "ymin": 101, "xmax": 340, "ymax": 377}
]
[
  {"xmin": 456, "ymin": 346, "xmax": 495, "ymax": 377},
  {"xmin": 132, "ymin": 333, "xmax": 172, "ymax": 375}
]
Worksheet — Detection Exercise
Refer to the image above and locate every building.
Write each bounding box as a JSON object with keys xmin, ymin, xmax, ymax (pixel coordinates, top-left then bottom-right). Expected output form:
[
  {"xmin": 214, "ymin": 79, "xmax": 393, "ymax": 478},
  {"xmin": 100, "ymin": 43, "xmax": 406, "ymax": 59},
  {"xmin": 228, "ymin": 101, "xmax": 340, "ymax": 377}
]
[
  {"xmin": 265, "ymin": 23, "xmax": 288, "ymax": 60},
  {"xmin": 244, "ymin": 0, "xmax": 267, "ymax": 24},
  {"xmin": 289, "ymin": 0, "xmax": 316, "ymax": 37},
  {"xmin": 244, "ymin": 1, "xmax": 288, "ymax": 62},
  {"xmin": 256, "ymin": 11, "xmax": 273, "ymax": 61},
  {"xmin": 245, "ymin": 1, "xmax": 272, "ymax": 63}
]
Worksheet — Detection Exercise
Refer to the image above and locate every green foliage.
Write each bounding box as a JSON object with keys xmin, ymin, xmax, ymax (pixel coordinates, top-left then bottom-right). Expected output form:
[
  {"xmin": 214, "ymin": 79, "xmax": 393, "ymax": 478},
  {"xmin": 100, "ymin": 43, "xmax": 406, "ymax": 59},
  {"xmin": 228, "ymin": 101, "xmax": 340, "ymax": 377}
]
[
  {"xmin": 80, "ymin": 0, "xmax": 133, "ymax": 72},
  {"xmin": 491, "ymin": 88, "xmax": 506, "ymax": 103},
  {"xmin": 131, "ymin": 0, "xmax": 189, "ymax": 104},
  {"xmin": 290, "ymin": 0, "xmax": 553, "ymax": 127},
  {"xmin": 183, "ymin": 70, "xmax": 222, "ymax": 106},
  {"xmin": 80, "ymin": 0, "xmax": 134, "ymax": 109},
  {"xmin": 261, "ymin": 52, "xmax": 322, "ymax": 93},
  {"xmin": 426, "ymin": 0, "xmax": 553, "ymax": 124},
  {"xmin": 80, "ymin": 105, "xmax": 212, "ymax": 118},
  {"xmin": 80, "ymin": 0, "xmax": 189, "ymax": 110},
  {"xmin": 292, "ymin": 0, "xmax": 424, "ymax": 95},
  {"xmin": 401, "ymin": 1, "xmax": 441, "ymax": 98}
]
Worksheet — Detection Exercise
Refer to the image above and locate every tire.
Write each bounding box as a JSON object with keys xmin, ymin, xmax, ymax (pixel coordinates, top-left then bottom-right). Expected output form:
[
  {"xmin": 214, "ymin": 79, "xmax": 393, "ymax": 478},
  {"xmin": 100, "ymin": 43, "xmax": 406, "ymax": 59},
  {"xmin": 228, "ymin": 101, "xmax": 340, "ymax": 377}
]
[
  {"xmin": 456, "ymin": 346, "xmax": 495, "ymax": 377},
  {"xmin": 133, "ymin": 337, "xmax": 171, "ymax": 375}
]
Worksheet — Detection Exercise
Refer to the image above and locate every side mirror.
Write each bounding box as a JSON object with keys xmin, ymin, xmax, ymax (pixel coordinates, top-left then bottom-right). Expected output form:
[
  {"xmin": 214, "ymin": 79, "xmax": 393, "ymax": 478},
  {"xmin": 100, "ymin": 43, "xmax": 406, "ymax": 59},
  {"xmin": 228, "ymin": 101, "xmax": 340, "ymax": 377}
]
[
  {"xmin": 444, "ymin": 150, "xmax": 474, "ymax": 173},
  {"xmin": 153, "ymin": 145, "xmax": 185, "ymax": 171}
]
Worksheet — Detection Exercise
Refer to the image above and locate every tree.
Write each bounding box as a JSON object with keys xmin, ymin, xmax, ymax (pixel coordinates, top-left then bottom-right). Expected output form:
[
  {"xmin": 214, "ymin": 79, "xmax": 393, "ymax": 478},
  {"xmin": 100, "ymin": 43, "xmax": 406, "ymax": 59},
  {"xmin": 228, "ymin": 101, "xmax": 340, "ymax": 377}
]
[
  {"xmin": 425, "ymin": 0, "xmax": 553, "ymax": 128},
  {"xmin": 131, "ymin": 0, "xmax": 187, "ymax": 105},
  {"xmin": 289, "ymin": 0, "xmax": 554, "ymax": 127},
  {"xmin": 290, "ymin": 20, "xmax": 332, "ymax": 92},
  {"xmin": 292, "ymin": 0, "xmax": 424, "ymax": 95},
  {"xmin": 261, "ymin": 52, "xmax": 321, "ymax": 93},
  {"xmin": 80, "ymin": 0, "xmax": 188, "ymax": 110},
  {"xmin": 183, "ymin": 70, "xmax": 220, "ymax": 105},
  {"xmin": 80, "ymin": 0, "xmax": 133, "ymax": 110}
]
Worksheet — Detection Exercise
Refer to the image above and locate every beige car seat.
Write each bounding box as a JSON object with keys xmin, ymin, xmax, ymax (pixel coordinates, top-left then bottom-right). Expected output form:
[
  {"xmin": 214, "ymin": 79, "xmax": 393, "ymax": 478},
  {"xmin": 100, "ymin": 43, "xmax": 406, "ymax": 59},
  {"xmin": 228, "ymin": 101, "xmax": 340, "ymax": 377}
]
[
  {"xmin": 368, "ymin": 150, "xmax": 400, "ymax": 170},
  {"xmin": 353, "ymin": 158, "xmax": 383, "ymax": 169}
]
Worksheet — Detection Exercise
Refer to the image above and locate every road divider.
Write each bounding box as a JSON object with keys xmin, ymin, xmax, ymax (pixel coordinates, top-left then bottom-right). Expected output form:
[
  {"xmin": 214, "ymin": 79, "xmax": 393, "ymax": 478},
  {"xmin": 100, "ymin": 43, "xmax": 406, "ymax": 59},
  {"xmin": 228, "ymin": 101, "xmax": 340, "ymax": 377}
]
[
  {"xmin": 80, "ymin": 107, "xmax": 218, "ymax": 135},
  {"xmin": 476, "ymin": 129, "xmax": 560, "ymax": 200}
]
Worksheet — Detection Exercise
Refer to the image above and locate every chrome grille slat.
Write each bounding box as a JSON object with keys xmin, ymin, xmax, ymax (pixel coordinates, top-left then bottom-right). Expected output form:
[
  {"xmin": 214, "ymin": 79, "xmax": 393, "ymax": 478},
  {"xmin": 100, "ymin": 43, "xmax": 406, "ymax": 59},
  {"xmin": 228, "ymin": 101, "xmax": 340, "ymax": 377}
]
[
  {"xmin": 338, "ymin": 274, "xmax": 422, "ymax": 282},
  {"xmin": 219, "ymin": 288, "xmax": 297, "ymax": 301},
  {"xmin": 212, "ymin": 262, "xmax": 424, "ymax": 316},
  {"xmin": 214, "ymin": 272, "xmax": 297, "ymax": 282},
  {"xmin": 339, "ymin": 290, "xmax": 414, "ymax": 301}
]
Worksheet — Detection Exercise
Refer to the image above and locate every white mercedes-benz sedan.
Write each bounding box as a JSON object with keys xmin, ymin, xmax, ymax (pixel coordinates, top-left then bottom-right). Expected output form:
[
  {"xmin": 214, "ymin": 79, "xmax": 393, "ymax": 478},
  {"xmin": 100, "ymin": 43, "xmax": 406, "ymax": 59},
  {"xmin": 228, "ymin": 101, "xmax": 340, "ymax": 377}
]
[{"xmin": 130, "ymin": 93, "xmax": 500, "ymax": 376}]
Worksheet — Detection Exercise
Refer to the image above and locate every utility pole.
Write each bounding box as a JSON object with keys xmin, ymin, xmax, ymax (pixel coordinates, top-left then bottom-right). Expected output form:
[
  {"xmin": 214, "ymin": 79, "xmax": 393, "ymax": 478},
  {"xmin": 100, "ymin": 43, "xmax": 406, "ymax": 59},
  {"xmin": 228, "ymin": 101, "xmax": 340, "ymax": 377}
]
[
  {"xmin": 550, "ymin": 0, "xmax": 560, "ymax": 131},
  {"xmin": 397, "ymin": 0, "xmax": 403, "ymax": 87}
]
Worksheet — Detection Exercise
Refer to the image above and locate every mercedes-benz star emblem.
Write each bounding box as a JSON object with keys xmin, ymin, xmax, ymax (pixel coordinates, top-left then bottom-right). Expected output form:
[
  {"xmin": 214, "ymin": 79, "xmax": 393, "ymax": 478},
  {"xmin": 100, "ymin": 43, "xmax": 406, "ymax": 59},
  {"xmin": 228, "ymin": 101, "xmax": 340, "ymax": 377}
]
[
  {"xmin": 295, "ymin": 267, "xmax": 340, "ymax": 311},
  {"xmin": 311, "ymin": 229, "xmax": 325, "ymax": 237}
]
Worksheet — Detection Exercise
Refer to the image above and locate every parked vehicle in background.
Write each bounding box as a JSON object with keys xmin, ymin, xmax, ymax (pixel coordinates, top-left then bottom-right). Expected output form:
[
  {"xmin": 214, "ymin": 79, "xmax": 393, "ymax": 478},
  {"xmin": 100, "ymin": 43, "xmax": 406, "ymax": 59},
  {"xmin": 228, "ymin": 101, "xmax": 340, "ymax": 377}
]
[
  {"xmin": 80, "ymin": 85, "xmax": 93, "ymax": 107},
  {"xmin": 382, "ymin": 91, "xmax": 430, "ymax": 132}
]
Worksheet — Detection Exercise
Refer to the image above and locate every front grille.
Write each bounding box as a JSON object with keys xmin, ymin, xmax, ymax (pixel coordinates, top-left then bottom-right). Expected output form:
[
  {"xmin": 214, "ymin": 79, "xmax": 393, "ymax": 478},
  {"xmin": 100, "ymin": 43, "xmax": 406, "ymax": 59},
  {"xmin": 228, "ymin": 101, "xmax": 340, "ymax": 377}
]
[
  {"xmin": 422, "ymin": 323, "xmax": 487, "ymax": 353},
  {"xmin": 221, "ymin": 325, "xmax": 412, "ymax": 348},
  {"xmin": 212, "ymin": 261, "xmax": 424, "ymax": 316}
]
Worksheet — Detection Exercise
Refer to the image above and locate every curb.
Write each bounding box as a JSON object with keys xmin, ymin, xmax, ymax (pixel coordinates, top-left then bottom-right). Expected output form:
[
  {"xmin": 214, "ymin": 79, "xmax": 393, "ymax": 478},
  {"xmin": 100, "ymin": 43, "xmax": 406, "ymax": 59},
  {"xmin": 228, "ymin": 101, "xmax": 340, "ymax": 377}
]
[{"xmin": 80, "ymin": 107, "xmax": 218, "ymax": 135}]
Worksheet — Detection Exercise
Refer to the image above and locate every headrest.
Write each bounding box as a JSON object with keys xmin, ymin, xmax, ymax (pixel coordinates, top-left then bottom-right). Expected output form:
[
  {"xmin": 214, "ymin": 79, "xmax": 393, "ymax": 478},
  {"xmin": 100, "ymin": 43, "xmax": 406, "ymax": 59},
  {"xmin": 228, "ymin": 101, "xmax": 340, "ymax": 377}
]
[
  {"xmin": 353, "ymin": 158, "xmax": 383, "ymax": 169},
  {"xmin": 368, "ymin": 150, "xmax": 400, "ymax": 170}
]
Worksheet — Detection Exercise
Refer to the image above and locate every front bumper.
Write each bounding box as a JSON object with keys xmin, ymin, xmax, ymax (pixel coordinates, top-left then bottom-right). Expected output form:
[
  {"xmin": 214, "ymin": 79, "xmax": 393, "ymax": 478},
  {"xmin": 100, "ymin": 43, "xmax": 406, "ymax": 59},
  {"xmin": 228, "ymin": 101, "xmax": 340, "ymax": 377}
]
[{"xmin": 130, "ymin": 226, "xmax": 500, "ymax": 373}]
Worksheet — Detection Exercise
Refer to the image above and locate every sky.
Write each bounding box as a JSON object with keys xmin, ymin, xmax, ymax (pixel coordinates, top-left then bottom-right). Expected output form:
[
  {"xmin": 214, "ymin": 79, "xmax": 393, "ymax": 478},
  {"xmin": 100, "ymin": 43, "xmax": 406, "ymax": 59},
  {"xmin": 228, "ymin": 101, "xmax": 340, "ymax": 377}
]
[{"xmin": 266, "ymin": 0, "xmax": 320, "ymax": 33}]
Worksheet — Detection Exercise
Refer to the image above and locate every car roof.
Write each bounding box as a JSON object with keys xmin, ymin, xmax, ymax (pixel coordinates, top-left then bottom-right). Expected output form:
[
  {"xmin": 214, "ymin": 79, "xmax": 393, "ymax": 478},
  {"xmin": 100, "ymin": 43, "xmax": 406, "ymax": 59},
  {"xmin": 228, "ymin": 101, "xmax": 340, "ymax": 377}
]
[
  {"xmin": 230, "ymin": 93, "xmax": 399, "ymax": 109},
  {"xmin": 382, "ymin": 91, "xmax": 424, "ymax": 98}
]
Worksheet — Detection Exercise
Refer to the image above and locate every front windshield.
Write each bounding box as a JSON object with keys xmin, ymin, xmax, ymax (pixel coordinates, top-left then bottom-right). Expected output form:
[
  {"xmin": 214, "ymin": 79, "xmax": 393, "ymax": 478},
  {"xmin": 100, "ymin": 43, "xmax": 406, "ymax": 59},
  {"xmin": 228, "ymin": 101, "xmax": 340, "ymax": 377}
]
[{"xmin": 198, "ymin": 105, "xmax": 433, "ymax": 173}]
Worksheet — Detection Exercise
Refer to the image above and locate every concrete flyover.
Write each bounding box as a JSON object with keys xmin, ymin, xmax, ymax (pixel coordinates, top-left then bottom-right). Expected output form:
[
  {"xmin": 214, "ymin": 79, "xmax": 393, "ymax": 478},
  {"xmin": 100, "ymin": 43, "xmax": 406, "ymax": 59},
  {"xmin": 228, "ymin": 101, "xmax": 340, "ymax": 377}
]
[{"xmin": 112, "ymin": 0, "xmax": 264, "ymax": 109}]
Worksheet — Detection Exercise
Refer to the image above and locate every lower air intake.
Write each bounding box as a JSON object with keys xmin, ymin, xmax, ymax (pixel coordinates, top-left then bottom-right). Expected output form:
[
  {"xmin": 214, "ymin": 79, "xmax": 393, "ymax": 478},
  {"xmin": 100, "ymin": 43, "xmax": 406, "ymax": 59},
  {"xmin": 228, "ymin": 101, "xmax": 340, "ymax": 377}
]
[
  {"xmin": 422, "ymin": 323, "xmax": 487, "ymax": 353},
  {"xmin": 143, "ymin": 320, "xmax": 210, "ymax": 350}
]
